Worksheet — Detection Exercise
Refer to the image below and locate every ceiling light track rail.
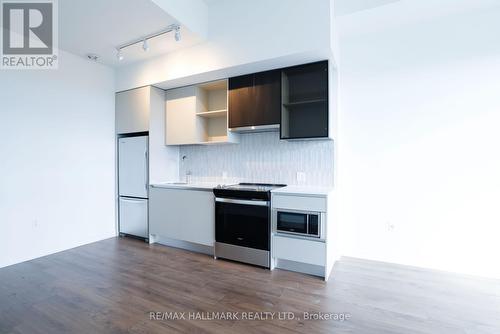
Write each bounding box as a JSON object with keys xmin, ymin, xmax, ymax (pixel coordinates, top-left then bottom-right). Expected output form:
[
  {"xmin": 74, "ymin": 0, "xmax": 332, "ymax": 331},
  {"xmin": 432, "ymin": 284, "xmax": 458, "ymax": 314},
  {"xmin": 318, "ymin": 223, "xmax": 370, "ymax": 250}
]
[{"xmin": 116, "ymin": 24, "xmax": 181, "ymax": 61}]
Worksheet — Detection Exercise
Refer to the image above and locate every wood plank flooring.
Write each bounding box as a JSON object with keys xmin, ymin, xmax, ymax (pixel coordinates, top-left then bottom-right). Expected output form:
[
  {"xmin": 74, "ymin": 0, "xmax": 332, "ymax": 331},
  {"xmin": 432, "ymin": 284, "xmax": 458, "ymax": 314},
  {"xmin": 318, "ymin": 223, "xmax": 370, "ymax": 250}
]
[{"xmin": 1, "ymin": 237, "xmax": 499, "ymax": 333}]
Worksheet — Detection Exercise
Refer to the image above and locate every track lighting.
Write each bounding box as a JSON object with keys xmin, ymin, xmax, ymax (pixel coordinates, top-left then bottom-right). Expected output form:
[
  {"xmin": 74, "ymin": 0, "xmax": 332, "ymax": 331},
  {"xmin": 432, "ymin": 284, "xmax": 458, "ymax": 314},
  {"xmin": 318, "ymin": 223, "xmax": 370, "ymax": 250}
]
[
  {"xmin": 87, "ymin": 54, "xmax": 99, "ymax": 62},
  {"xmin": 115, "ymin": 24, "xmax": 180, "ymax": 61},
  {"xmin": 116, "ymin": 49, "xmax": 123, "ymax": 61},
  {"xmin": 176, "ymin": 27, "xmax": 181, "ymax": 42}
]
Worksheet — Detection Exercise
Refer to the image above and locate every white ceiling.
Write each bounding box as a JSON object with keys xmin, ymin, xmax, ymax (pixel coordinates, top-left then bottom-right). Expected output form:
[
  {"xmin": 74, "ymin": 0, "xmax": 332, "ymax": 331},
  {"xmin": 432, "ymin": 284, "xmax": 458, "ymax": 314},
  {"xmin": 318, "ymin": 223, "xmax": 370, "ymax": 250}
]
[
  {"xmin": 337, "ymin": 0, "xmax": 500, "ymax": 37},
  {"xmin": 335, "ymin": 0, "xmax": 500, "ymax": 17},
  {"xmin": 59, "ymin": 0, "xmax": 203, "ymax": 67},
  {"xmin": 335, "ymin": 0, "xmax": 400, "ymax": 16}
]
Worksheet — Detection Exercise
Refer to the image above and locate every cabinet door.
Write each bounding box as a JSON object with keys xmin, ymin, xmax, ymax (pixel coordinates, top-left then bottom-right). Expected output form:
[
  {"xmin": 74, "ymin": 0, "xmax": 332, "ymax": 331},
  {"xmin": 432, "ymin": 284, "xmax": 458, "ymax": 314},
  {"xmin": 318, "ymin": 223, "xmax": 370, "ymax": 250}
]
[
  {"xmin": 228, "ymin": 71, "xmax": 281, "ymax": 129},
  {"xmin": 118, "ymin": 136, "xmax": 148, "ymax": 198},
  {"xmin": 228, "ymin": 73, "xmax": 255, "ymax": 128},
  {"xmin": 165, "ymin": 86, "xmax": 200, "ymax": 145},
  {"xmin": 119, "ymin": 197, "xmax": 148, "ymax": 238},
  {"xmin": 116, "ymin": 87, "xmax": 150, "ymax": 134},
  {"xmin": 149, "ymin": 187, "xmax": 215, "ymax": 246},
  {"xmin": 253, "ymin": 69, "xmax": 281, "ymax": 126}
]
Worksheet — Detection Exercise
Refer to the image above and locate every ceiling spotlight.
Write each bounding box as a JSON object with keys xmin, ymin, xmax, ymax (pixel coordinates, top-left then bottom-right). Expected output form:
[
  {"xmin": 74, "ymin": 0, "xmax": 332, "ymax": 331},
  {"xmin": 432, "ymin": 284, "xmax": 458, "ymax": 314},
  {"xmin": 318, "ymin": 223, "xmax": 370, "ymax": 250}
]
[
  {"xmin": 86, "ymin": 53, "xmax": 99, "ymax": 62},
  {"xmin": 142, "ymin": 39, "xmax": 149, "ymax": 52},
  {"xmin": 116, "ymin": 49, "xmax": 123, "ymax": 61},
  {"xmin": 174, "ymin": 27, "xmax": 181, "ymax": 42}
]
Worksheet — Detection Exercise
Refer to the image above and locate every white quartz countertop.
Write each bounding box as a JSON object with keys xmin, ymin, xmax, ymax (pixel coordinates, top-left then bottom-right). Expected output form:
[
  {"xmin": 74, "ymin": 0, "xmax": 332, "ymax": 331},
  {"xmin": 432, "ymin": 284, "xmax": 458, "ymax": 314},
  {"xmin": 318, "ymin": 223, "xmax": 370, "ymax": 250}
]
[
  {"xmin": 271, "ymin": 185, "xmax": 334, "ymax": 197},
  {"xmin": 150, "ymin": 182, "xmax": 220, "ymax": 191},
  {"xmin": 151, "ymin": 182, "xmax": 333, "ymax": 196}
]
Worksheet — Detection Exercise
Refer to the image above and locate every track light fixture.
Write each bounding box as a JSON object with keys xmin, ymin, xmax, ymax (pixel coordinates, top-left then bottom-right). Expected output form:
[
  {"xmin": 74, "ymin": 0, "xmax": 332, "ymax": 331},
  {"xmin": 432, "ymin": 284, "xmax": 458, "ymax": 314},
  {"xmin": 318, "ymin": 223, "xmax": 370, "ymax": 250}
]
[
  {"xmin": 175, "ymin": 26, "xmax": 181, "ymax": 42},
  {"xmin": 115, "ymin": 24, "xmax": 180, "ymax": 61},
  {"xmin": 116, "ymin": 49, "xmax": 123, "ymax": 61}
]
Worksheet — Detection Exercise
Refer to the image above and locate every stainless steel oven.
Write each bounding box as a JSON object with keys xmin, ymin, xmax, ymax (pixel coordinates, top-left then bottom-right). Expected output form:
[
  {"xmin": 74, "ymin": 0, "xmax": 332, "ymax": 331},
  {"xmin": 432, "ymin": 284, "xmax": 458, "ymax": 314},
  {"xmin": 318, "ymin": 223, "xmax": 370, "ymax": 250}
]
[
  {"xmin": 213, "ymin": 183, "xmax": 286, "ymax": 268},
  {"xmin": 215, "ymin": 198, "xmax": 270, "ymax": 267},
  {"xmin": 275, "ymin": 209, "xmax": 322, "ymax": 239}
]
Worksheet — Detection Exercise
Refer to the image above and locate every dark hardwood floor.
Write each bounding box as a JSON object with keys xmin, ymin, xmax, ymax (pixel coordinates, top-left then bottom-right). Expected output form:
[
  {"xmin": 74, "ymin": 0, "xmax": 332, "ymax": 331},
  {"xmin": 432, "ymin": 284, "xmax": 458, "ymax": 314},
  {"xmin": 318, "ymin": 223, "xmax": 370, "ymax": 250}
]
[{"xmin": 1, "ymin": 237, "xmax": 499, "ymax": 333}]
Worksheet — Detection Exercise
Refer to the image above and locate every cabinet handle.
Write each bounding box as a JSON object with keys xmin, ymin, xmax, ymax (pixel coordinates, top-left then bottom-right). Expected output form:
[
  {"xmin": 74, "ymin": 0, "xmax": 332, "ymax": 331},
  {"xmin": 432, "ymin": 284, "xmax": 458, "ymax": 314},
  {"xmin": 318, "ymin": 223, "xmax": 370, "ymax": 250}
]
[
  {"xmin": 144, "ymin": 150, "xmax": 148, "ymax": 190},
  {"xmin": 236, "ymin": 237, "xmax": 244, "ymax": 241}
]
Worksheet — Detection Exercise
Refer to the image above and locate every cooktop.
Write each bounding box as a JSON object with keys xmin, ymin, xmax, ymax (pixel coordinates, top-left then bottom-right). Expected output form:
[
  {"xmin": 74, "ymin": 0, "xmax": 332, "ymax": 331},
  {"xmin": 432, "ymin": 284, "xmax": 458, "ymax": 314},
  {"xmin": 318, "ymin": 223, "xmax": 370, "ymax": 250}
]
[
  {"xmin": 214, "ymin": 183, "xmax": 286, "ymax": 201},
  {"xmin": 217, "ymin": 183, "xmax": 287, "ymax": 192}
]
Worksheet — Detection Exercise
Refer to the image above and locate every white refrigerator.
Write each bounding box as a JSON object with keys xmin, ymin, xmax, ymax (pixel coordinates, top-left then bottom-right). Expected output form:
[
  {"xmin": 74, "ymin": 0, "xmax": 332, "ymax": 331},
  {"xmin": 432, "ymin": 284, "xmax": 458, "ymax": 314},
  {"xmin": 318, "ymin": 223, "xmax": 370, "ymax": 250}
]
[{"xmin": 118, "ymin": 136, "xmax": 148, "ymax": 239}]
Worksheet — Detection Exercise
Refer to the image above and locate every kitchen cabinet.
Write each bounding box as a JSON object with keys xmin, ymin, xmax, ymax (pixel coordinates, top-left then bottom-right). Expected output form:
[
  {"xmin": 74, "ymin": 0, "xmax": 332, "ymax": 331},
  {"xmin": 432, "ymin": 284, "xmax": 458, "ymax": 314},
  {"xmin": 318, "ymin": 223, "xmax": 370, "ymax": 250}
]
[
  {"xmin": 228, "ymin": 69, "xmax": 281, "ymax": 130},
  {"xmin": 119, "ymin": 197, "xmax": 148, "ymax": 239},
  {"xmin": 281, "ymin": 61, "xmax": 329, "ymax": 139},
  {"xmin": 165, "ymin": 85, "xmax": 205, "ymax": 145},
  {"xmin": 115, "ymin": 86, "xmax": 150, "ymax": 134},
  {"xmin": 149, "ymin": 186, "xmax": 215, "ymax": 246},
  {"xmin": 273, "ymin": 235, "xmax": 325, "ymax": 267},
  {"xmin": 165, "ymin": 80, "xmax": 239, "ymax": 145},
  {"xmin": 271, "ymin": 188, "xmax": 337, "ymax": 281}
]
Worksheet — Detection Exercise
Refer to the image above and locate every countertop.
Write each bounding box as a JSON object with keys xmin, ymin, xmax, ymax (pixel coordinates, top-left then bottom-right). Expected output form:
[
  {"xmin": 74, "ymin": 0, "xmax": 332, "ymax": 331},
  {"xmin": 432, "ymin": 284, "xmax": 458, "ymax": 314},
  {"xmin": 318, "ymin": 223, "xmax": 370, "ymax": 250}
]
[
  {"xmin": 150, "ymin": 182, "xmax": 220, "ymax": 192},
  {"xmin": 271, "ymin": 185, "xmax": 334, "ymax": 197},
  {"xmin": 151, "ymin": 182, "xmax": 333, "ymax": 196}
]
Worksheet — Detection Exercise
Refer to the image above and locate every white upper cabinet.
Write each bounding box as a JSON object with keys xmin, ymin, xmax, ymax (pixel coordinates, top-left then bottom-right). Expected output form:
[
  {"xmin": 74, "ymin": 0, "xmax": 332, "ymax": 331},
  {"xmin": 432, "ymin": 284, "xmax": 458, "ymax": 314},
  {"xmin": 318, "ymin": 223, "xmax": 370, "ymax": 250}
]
[
  {"xmin": 165, "ymin": 85, "xmax": 206, "ymax": 145},
  {"xmin": 165, "ymin": 80, "xmax": 239, "ymax": 145},
  {"xmin": 115, "ymin": 86, "xmax": 150, "ymax": 134}
]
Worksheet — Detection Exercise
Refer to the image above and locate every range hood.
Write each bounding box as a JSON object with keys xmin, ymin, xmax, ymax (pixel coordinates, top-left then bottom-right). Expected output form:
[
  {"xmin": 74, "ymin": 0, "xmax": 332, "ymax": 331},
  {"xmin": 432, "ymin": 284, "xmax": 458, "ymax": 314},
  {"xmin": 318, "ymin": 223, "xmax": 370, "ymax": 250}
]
[{"xmin": 229, "ymin": 124, "xmax": 279, "ymax": 133}]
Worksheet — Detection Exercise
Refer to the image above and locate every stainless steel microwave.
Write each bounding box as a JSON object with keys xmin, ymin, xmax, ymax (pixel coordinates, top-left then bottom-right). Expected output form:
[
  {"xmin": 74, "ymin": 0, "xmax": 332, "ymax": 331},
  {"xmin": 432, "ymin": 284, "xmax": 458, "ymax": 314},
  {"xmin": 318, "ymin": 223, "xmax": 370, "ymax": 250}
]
[{"xmin": 276, "ymin": 210, "xmax": 322, "ymax": 239}]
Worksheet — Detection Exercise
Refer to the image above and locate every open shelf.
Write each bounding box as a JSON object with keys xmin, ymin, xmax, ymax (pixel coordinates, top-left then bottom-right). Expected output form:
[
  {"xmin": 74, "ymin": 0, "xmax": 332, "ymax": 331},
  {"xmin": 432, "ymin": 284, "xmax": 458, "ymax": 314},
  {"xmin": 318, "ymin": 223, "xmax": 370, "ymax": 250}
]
[
  {"xmin": 283, "ymin": 99, "xmax": 327, "ymax": 108},
  {"xmin": 199, "ymin": 136, "xmax": 237, "ymax": 145},
  {"xmin": 196, "ymin": 80, "xmax": 238, "ymax": 144},
  {"xmin": 196, "ymin": 109, "xmax": 227, "ymax": 118},
  {"xmin": 282, "ymin": 104, "xmax": 328, "ymax": 139},
  {"xmin": 165, "ymin": 79, "xmax": 239, "ymax": 145},
  {"xmin": 281, "ymin": 61, "xmax": 329, "ymax": 139}
]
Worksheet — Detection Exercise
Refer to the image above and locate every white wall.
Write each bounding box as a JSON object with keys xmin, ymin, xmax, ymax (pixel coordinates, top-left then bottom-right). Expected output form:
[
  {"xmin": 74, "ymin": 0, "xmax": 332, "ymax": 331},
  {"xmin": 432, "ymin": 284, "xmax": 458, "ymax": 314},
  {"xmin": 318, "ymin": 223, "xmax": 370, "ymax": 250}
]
[
  {"xmin": 116, "ymin": 0, "xmax": 333, "ymax": 91},
  {"xmin": 0, "ymin": 50, "xmax": 116, "ymax": 268},
  {"xmin": 338, "ymin": 4, "xmax": 500, "ymax": 278}
]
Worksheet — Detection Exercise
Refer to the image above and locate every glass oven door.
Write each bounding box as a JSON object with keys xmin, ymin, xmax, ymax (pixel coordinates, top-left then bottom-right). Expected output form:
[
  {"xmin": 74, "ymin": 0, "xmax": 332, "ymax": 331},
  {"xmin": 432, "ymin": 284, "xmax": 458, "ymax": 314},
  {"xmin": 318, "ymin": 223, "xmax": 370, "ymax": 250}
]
[{"xmin": 215, "ymin": 198, "xmax": 270, "ymax": 251}]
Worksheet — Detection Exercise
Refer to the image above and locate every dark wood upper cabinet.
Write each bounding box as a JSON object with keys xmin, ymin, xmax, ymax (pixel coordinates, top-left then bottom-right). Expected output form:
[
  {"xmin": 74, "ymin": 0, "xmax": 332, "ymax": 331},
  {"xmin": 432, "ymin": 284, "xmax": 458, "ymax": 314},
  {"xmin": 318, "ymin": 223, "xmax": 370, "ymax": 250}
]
[
  {"xmin": 228, "ymin": 74, "xmax": 254, "ymax": 129},
  {"xmin": 281, "ymin": 61, "xmax": 329, "ymax": 139},
  {"xmin": 253, "ymin": 70, "xmax": 281, "ymax": 126},
  {"xmin": 228, "ymin": 70, "xmax": 281, "ymax": 129}
]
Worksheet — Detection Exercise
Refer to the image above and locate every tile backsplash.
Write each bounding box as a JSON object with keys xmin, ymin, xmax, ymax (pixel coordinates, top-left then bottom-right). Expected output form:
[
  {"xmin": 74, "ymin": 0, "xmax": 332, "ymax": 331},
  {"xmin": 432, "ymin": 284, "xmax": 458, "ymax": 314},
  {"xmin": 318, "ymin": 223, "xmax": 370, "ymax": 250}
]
[{"xmin": 179, "ymin": 132, "xmax": 334, "ymax": 187}]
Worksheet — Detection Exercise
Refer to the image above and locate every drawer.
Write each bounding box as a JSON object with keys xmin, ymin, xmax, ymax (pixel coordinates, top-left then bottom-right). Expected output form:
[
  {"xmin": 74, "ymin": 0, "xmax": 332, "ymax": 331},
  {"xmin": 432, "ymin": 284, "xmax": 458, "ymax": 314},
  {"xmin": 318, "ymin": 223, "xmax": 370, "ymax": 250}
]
[
  {"xmin": 272, "ymin": 194, "xmax": 326, "ymax": 212},
  {"xmin": 272, "ymin": 235, "xmax": 325, "ymax": 266}
]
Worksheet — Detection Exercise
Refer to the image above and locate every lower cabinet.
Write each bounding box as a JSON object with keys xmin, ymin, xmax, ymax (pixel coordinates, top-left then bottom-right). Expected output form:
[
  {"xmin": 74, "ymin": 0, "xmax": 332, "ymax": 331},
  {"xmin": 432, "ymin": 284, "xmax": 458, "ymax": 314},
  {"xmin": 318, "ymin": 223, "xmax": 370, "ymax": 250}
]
[
  {"xmin": 149, "ymin": 186, "xmax": 215, "ymax": 246},
  {"xmin": 119, "ymin": 197, "xmax": 148, "ymax": 239},
  {"xmin": 271, "ymin": 191, "xmax": 335, "ymax": 280},
  {"xmin": 272, "ymin": 235, "xmax": 325, "ymax": 267}
]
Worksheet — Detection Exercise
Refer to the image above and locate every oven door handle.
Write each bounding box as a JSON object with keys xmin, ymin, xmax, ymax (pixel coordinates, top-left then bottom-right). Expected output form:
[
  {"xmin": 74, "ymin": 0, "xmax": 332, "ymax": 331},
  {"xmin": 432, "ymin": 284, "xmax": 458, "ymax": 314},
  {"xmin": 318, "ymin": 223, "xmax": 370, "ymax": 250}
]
[{"xmin": 215, "ymin": 198, "xmax": 269, "ymax": 207}]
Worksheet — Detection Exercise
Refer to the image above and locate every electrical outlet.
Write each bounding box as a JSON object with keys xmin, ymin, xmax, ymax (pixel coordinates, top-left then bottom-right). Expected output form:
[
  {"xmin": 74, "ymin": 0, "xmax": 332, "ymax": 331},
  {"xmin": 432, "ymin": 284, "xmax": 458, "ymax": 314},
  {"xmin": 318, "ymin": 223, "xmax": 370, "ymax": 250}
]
[
  {"xmin": 296, "ymin": 172, "xmax": 306, "ymax": 184},
  {"xmin": 387, "ymin": 222, "xmax": 395, "ymax": 232},
  {"xmin": 222, "ymin": 171, "xmax": 228, "ymax": 179}
]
